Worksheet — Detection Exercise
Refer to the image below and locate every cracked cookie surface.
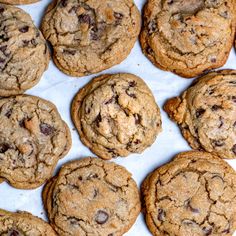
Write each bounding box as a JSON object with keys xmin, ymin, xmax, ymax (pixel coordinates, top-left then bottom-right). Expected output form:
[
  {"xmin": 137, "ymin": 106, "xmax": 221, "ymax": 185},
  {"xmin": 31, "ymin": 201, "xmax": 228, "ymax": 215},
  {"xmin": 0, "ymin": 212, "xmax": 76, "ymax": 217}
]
[
  {"xmin": 0, "ymin": 4, "xmax": 49, "ymax": 96},
  {"xmin": 41, "ymin": 0, "xmax": 140, "ymax": 76},
  {"xmin": 142, "ymin": 151, "xmax": 236, "ymax": 236},
  {"xmin": 0, "ymin": 95, "xmax": 71, "ymax": 189},
  {"xmin": 71, "ymin": 73, "xmax": 162, "ymax": 159},
  {"xmin": 0, "ymin": 0, "xmax": 39, "ymax": 4},
  {"xmin": 140, "ymin": 0, "xmax": 236, "ymax": 78},
  {"xmin": 0, "ymin": 209, "xmax": 56, "ymax": 236},
  {"xmin": 164, "ymin": 70, "xmax": 236, "ymax": 159},
  {"xmin": 43, "ymin": 157, "xmax": 141, "ymax": 236}
]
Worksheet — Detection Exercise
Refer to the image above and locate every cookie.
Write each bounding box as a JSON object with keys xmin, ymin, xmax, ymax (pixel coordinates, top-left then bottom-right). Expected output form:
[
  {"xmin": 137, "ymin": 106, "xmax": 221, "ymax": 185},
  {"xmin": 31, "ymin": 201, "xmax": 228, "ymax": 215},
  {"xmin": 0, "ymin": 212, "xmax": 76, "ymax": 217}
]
[
  {"xmin": 43, "ymin": 157, "xmax": 141, "ymax": 236},
  {"xmin": 140, "ymin": 0, "xmax": 236, "ymax": 78},
  {"xmin": 41, "ymin": 0, "xmax": 140, "ymax": 76},
  {"xmin": 0, "ymin": 209, "xmax": 56, "ymax": 235},
  {"xmin": 0, "ymin": 0, "xmax": 39, "ymax": 4},
  {"xmin": 0, "ymin": 4, "xmax": 49, "ymax": 96},
  {"xmin": 71, "ymin": 73, "xmax": 162, "ymax": 159},
  {"xmin": 142, "ymin": 151, "xmax": 236, "ymax": 236},
  {"xmin": 164, "ymin": 70, "xmax": 236, "ymax": 159},
  {"xmin": 0, "ymin": 95, "xmax": 71, "ymax": 189}
]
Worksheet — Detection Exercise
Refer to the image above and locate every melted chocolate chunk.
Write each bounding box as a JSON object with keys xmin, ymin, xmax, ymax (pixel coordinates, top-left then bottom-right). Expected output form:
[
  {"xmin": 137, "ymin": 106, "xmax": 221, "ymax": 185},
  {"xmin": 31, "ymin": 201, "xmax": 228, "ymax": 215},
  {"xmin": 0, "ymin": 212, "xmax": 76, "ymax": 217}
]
[
  {"xmin": 218, "ymin": 116, "xmax": 223, "ymax": 128},
  {"xmin": 202, "ymin": 227, "xmax": 212, "ymax": 236},
  {"xmin": 0, "ymin": 143, "xmax": 10, "ymax": 153},
  {"xmin": 40, "ymin": 123, "xmax": 55, "ymax": 136},
  {"xmin": 19, "ymin": 118, "xmax": 26, "ymax": 128},
  {"xmin": 5, "ymin": 109, "xmax": 12, "ymax": 118},
  {"xmin": 95, "ymin": 113, "xmax": 102, "ymax": 127},
  {"xmin": 126, "ymin": 89, "xmax": 137, "ymax": 98},
  {"xmin": 213, "ymin": 140, "xmax": 224, "ymax": 147},
  {"xmin": 60, "ymin": 0, "xmax": 68, "ymax": 7},
  {"xmin": 232, "ymin": 144, "xmax": 236, "ymax": 155},
  {"xmin": 196, "ymin": 108, "xmax": 205, "ymax": 118},
  {"xmin": 19, "ymin": 26, "xmax": 29, "ymax": 33},
  {"xmin": 134, "ymin": 114, "xmax": 141, "ymax": 125},
  {"xmin": 79, "ymin": 14, "xmax": 91, "ymax": 24},
  {"xmin": 63, "ymin": 49, "xmax": 76, "ymax": 55},
  {"xmin": 129, "ymin": 81, "xmax": 137, "ymax": 87},
  {"xmin": 105, "ymin": 95, "xmax": 118, "ymax": 105},
  {"xmin": 95, "ymin": 210, "xmax": 109, "ymax": 224},
  {"xmin": 185, "ymin": 199, "xmax": 199, "ymax": 213},
  {"xmin": 0, "ymin": 7, "xmax": 4, "ymax": 13},
  {"xmin": 8, "ymin": 230, "xmax": 20, "ymax": 236},
  {"xmin": 148, "ymin": 20, "xmax": 157, "ymax": 34},
  {"xmin": 232, "ymin": 96, "xmax": 236, "ymax": 103},
  {"xmin": 158, "ymin": 209, "xmax": 165, "ymax": 221},
  {"xmin": 211, "ymin": 105, "xmax": 222, "ymax": 111}
]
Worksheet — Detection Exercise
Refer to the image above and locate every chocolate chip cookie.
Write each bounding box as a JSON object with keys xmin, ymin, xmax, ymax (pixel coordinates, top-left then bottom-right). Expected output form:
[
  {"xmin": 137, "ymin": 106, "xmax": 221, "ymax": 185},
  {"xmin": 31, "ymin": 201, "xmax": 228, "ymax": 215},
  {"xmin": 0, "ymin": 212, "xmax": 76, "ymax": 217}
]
[
  {"xmin": 0, "ymin": 95, "xmax": 71, "ymax": 189},
  {"xmin": 164, "ymin": 70, "xmax": 236, "ymax": 159},
  {"xmin": 43, "ymin": 157, "xmax": 141, "ymax": 236},
  {"xmin": 71, "ymin": 73, "xmax": 162, "ymax": 159},
  {"xmin": 140, "ymin": 0, "xmax": 236, "ymax": 78},
  {"xmin": 41, "ymin": 0, "xmax": 140, "ymax": 76},
  {"xmin": 142, "ymin": 151, "xmax": 236, "ymax": 236},
  {"xmin": 0, "ymin": 209, "xmax": 56, "ymax": 235},
  {"xmin": 0, "ymin": 0, "xmax": 39, "ymax": 4},
  {"xmin": 0, "ymin": 4, "xmax": 49, "ymax": 96}
]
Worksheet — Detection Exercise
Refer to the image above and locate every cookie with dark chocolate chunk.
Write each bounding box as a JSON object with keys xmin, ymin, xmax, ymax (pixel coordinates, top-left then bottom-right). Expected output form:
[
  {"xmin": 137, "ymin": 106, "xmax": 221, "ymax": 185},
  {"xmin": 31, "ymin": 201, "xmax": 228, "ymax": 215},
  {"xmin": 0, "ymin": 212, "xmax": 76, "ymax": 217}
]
[
  {"xmin": 142, "ymin": 151, "xmax": 236, "ymax": 236},
  {"xmin": 71, "ymin": 73, "xmax": 162, "ymax": 159},
  {"xmin": 41, "ymin": 0, "xmax": 140, "ymax": 76},
  {"xmin": 43, "ymin": 157, "xmax": 141, "ymax": 236},
  {"xmin": 164, "ymin": 70, "xmax": 236, "ymax": 159},
  {"xmin": 0, "ymin": 4, "xmax": 49, "ymax": 96},
  {"xmin": 0, "ymin": 95, "xmax": 71, "ymax": 189},
  {"xmin": 140, "ymin": 0, "xmax": 235, "ymax": 78},
  {"xmin": 0, "ymin": 209, "xmax": 56, "ymax": 235}
]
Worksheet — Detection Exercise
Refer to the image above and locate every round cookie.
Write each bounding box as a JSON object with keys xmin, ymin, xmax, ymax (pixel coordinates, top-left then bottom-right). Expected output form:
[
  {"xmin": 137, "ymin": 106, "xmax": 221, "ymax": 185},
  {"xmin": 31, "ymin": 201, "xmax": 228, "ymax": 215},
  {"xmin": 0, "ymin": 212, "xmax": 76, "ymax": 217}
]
[
  {"xmin": 41, "ymin": 0, "xmax": 140, "ymax": 76},
  {"xmin": 164, "ymin": 70, "xmax": 236, "ymax": 159},
  {"xmin": 140, "ymin": 0, "xmax": 236, "ymax": 78},
  {"xmin": 0, "ymin": 209, "xmax": 56, "ymax": 235},
  {"xmin": 71, "ymin": 73, "xmax": 162, "ymax": 159},
  {"xmin": 0, "ymin": 4, "xmax": 49, "ymax": 96},
  {"xmin": 0, "ymin": 0, "xmax": 39, "ymax": 4},
  {"xmin": 142, "ymin": 151, "xmax": 236, "ymax": 236},
  {"xmin": 0, "ymin": 95, "xmax": 71, "ymax": 189},
  {"xmin": 43, "ymin": 157, "xmax": 141, "ymax": 236}
]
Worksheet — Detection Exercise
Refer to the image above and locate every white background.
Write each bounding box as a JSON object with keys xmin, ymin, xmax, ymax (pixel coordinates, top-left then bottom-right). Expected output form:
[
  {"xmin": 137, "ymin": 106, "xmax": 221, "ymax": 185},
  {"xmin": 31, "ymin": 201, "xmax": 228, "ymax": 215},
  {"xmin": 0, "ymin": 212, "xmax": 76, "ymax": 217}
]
[{"xmin": 0, "ymin": 0, "xmax": 236, "ymax": 235}]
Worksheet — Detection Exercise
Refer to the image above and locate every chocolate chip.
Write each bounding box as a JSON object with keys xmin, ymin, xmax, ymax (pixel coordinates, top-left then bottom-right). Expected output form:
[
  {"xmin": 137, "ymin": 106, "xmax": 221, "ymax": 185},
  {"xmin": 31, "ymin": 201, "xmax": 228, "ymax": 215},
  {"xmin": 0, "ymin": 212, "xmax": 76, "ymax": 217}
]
[
  {"xmin": 210, "ymin": 58, "xmax": 216, "ymax": 63},
  {"xmin": 0, "ymin": 45, "xmax": 7, "ymax": 53},
  {"xmin": 40, "ymin": 123, "xmax": 55, "ymax": 136},
  {"xmin": 19, "ymin": 118, "xmax": 26, "ymax": 128},
  {"xmin": 218, "ymin": 116, "xmax": 224, "ymax": 128},
  {"xmin": 126, "ymin": 89, "xmax": 137, "ymax": 98},
  {"xmin": 5, "ymin": 109, "xmax": 12, "ymax": 118},
  {"xmin": 232, "ymin": 96, "xmax": 236, "ymax": 103},
  {"xmin": 196, "ymin": 108, "xmax": 205, "ymax": 118},
  {"xmin": 234, "ymin": 121, "xmax": 236, "ymax": 127},
  {"xmin": 0, "ymin": 57, "xmax": 5, "ymax": 64},
  {"xmin": 95, "ymin": 113, "xmax": 102, "ymax": 127},
  {"xmin": 78, "ymin": 14, "xmax": 91, "ymax": 24},
  {"xmin": 185, "ymin": 199, "xmax": 199, "ymax": 213},
  {"xmin": 167, "ymin": 0, "xmax": 174, "ymax": 4},
  {"xmin": 211, "ymin": 105, "xmax": 222, "ymax": 111},
  {"xmin": 148, "ymin": 20, "xmax": 157, "ymax": 34},
  {"xmin": 22, "ymin": 40, "xmax": 29, "ymax": 46},
  {"xmin": 8, "ymin": 230, "xmax": 20, "ymax": 236},
  {"xmin": 0, "ymin": 143, "xmax": 9, "ymax": 153},
  {"xmin": 134, "ymin": 114, "xmax": 141, "ymax": 125},
  {"xmin": 78, "ymin": 176, "xmax": 83, "ymax": 181},
  {"xmin": 157, "ymin": 209, "xmax": 166, "ymax": 221},
  {"xmin": 213, "ymin": 140, "xmax": 225, "ymax": 147},
  {"xmin": 114, "ymin": 12, "xmax": 123, "ymax": 20},
  {"xmin": 105, "ymin": 95, "xmax": 118, "ymax": 105},
  {"xmin": 60, "ymin": 0, "xmax": 68, "ymax": 7},
  {"xmin": 134, "ymin": 139, "xmax": 141, "ymax": 145},
  {"xmin": 93, "ymin": 188, "xmax": 99, "ymax": 198},
  {"xmin": 202, "ymin": 227, "xmax": 212, "ymax": 236},
  {"xmin": 129, "ymin": 81, "xmax": 137, "ymax": 87},
  {"xmin": 19, "ymin": 26, "xmax": 29, "ymax": 33},
  {"xmin": 95, "ymin": 210, "xmax": 109, "ymax": 224},
  {"xmin": 87, "ymin": 173, "xmax": 98, "ymax": 180},
  {"xmin": 0, "ymin": 7, "xmax": 4, "ymax": 13},
  {"xmin": 31, "ymin": 39, "xmax": 37, "ymax": 46},
  {"xmin": 229, "ymin": 81, "xmax": 236, "ymax": 85},
  {"xmin": 63, "ymin": 49, "xmax": 76, "ymax": 55},
  {"xmin": 232, "ymin": 144, "xmax": 236, "ymax": 155}
]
